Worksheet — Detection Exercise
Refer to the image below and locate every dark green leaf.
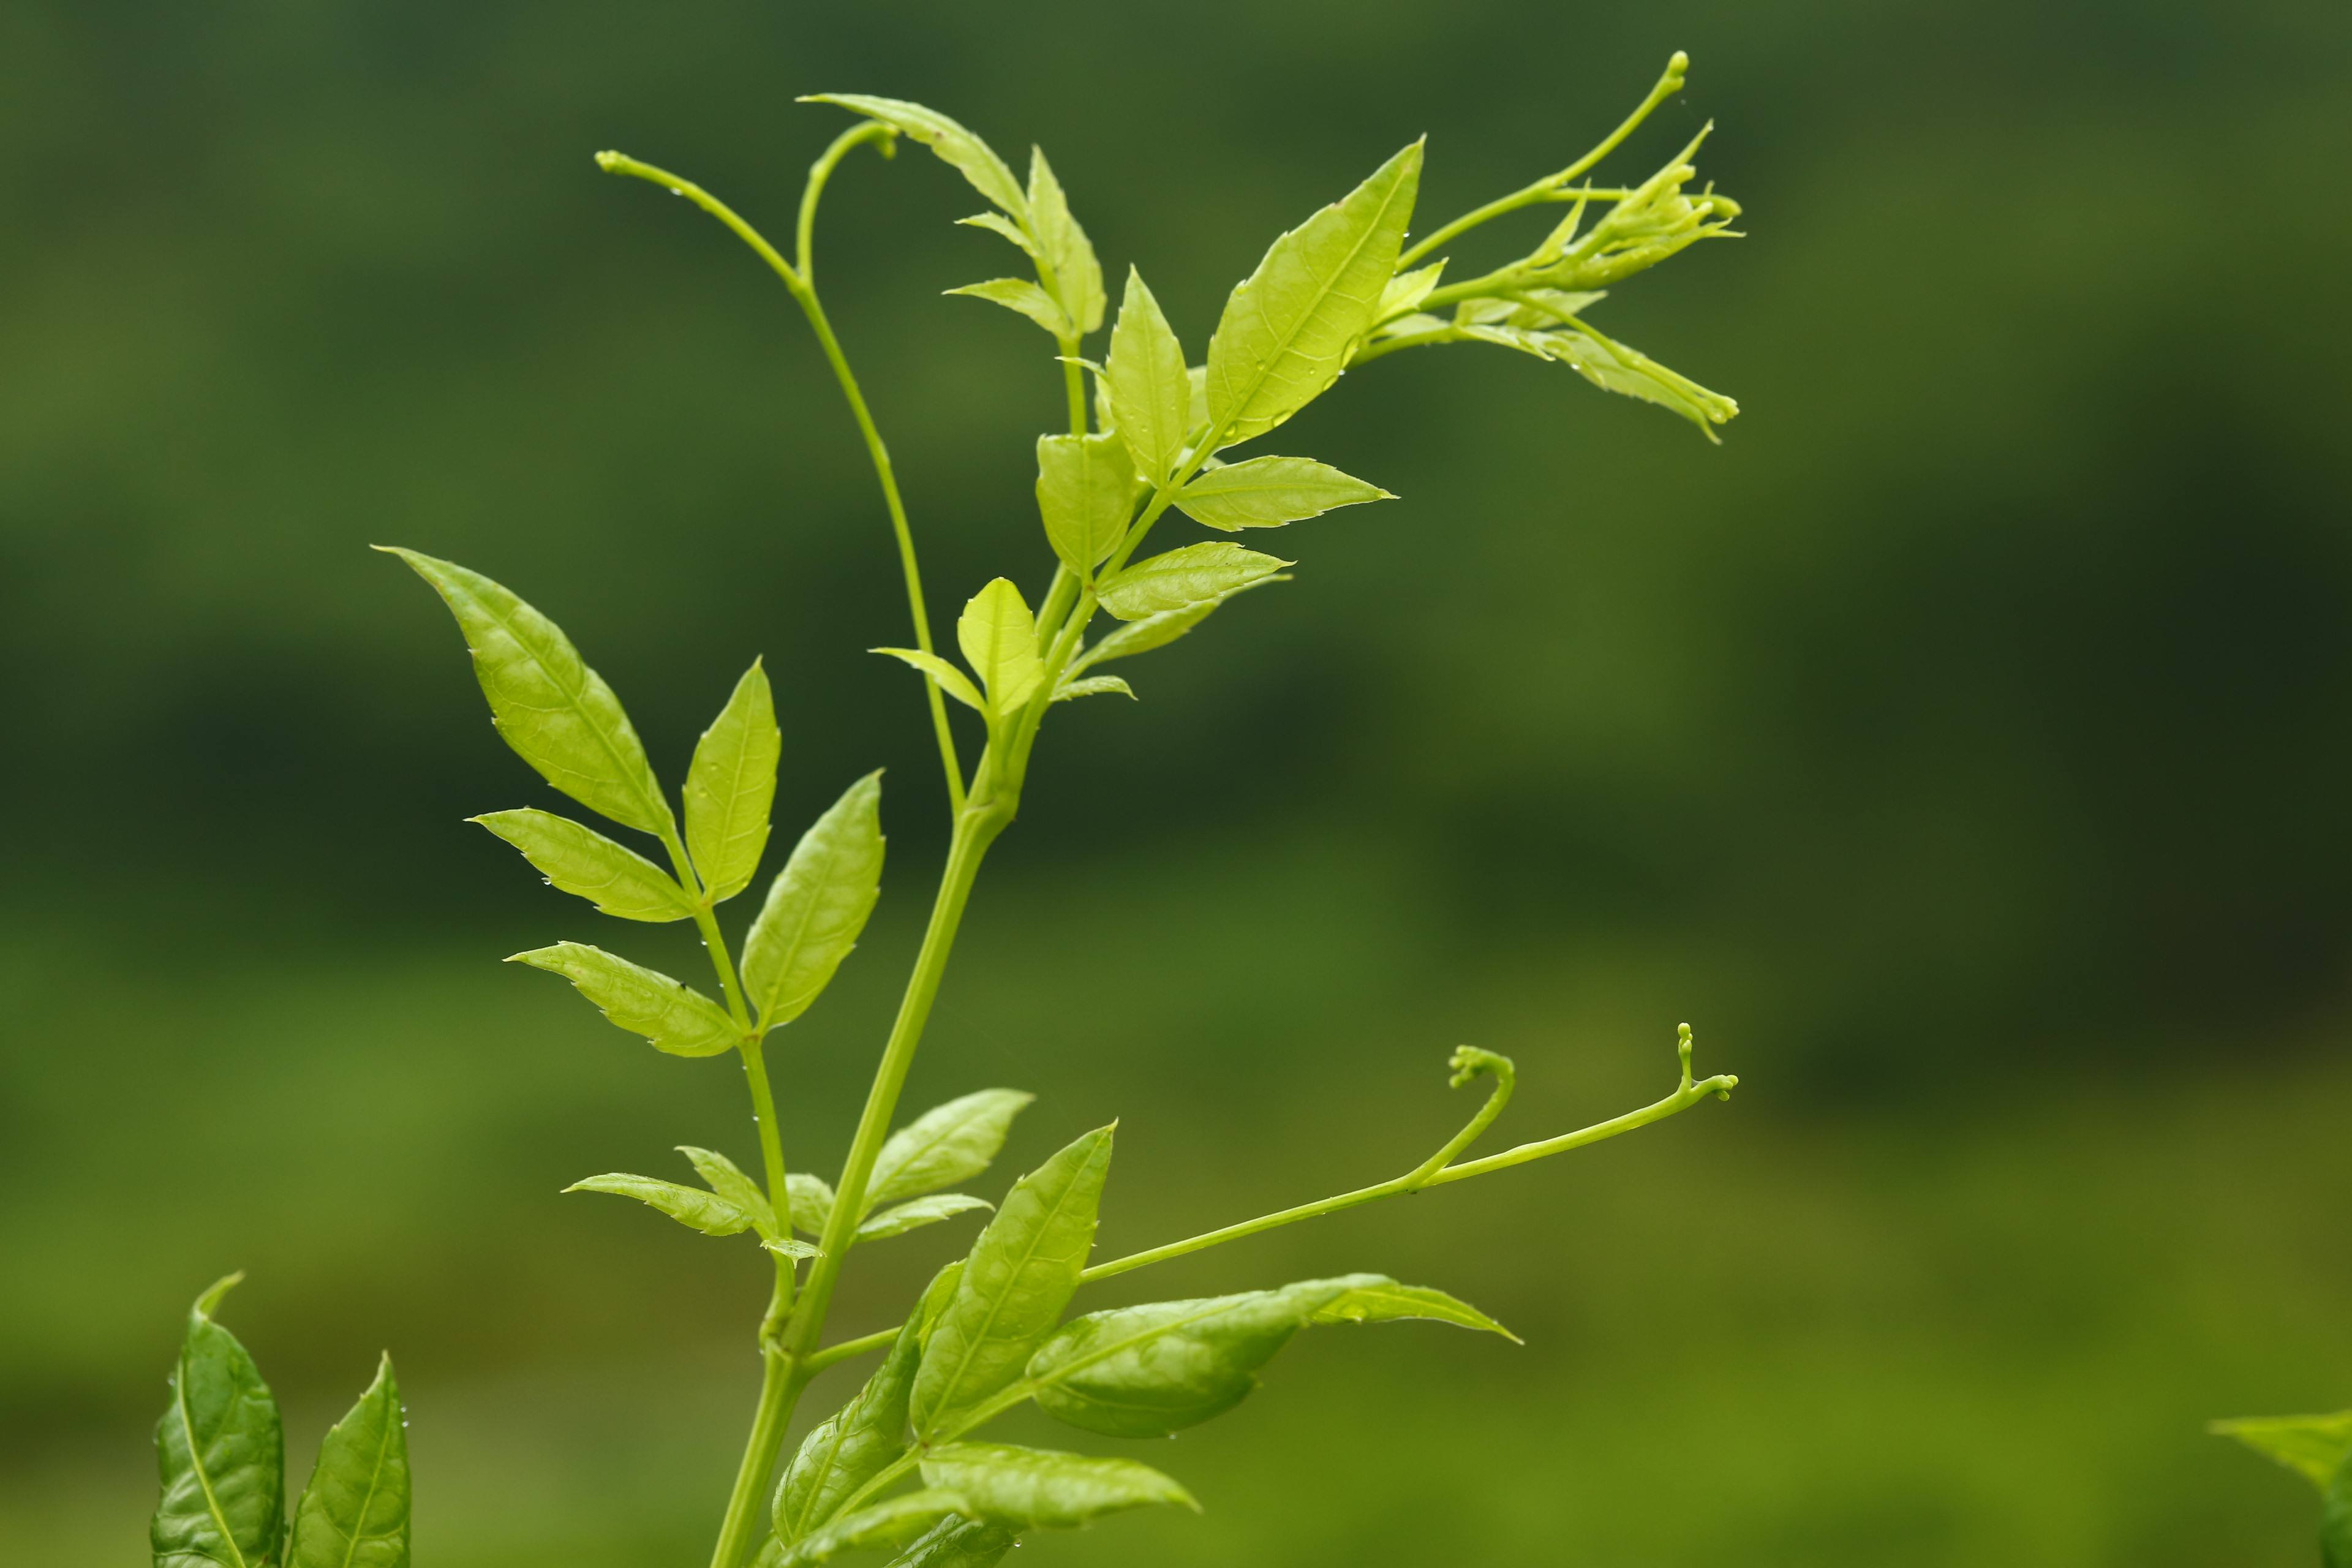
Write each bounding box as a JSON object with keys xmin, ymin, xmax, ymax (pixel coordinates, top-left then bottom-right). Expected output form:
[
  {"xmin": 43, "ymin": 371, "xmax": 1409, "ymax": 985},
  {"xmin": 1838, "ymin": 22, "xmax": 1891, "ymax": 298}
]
[
  {"xmin": 153, "ymin": 1275, "xmax": 285, "ymax": 1568},
  {"xmin": 1098, "ymin": 543, "xmax": 1292, "ymax": 621},
  {"xmin": 1035, "ymin": 432, "xmax": 1136, "ymax": 576},
  {"xmin": 778, "ymin": 1265, "xmax": 963, "ymax": 1543},
  {"xmin": 1026, "ymin": 149, "xmax": 1104, "ymax": 337},
  {"xmin": 1106, "ymin": 270, "xmax": 1189, "ymax": 483},
  {"xmin": 741, "ymin": 772, "xmax": 886, "ymax": 1030},
  {"xmin": 919, "ymin": 1444, "xmax": 1195, "ymax": 1530},
  {"xmin": 2214, "ymin": 1411, "xmax": 2352, "ymax": 1489},
  {"xmin": 869, "ymin": 1090, "xmax": 1036, "ymax": 1212},
  {"xmin": 1203, "ymin": 141, "xmax": 1422, "ymax": 445},
  {"xmin": 564, "ymin": 1174, "xmax": 755, "ymax": 1237},
  {"xmin": 679, "ymin": 1145, "xmax": 777, "ymax": 1238},
  {"xmin": 871, "ymin": 649, "xmax": 986, "ymax": 714},
  {"xmin": 955, "ymin": 581, "xmax": 1044, "ymax": 716},
  {"xmin": 911, "ymin": 1126, "xmax": 1114, "ymax": 1439},
  {"xmin": 380, "ymin": 548, "xmax": 671, "ymax": 835},
  {"xmin": 685, "ymin": 660, "xmax": 780, "ymax": 905},
  {"xmin": 287, "ymin": 1355, "xmax": 410, "ymax": 1568},
  {"xmin": 860, "ymin": 1193, "xmax": 993, "ymax": 1242},
  {"xmin": 510, "ymin": 942, "xmax": 741, "ymax": 1057},
  {"xmin": 777, "ymin": 1492, "xmax": 974, "ymax": 1568},
  {"xmin": 1175, "ymin": 456, "xmax": 1392, "ymax": 530},
  {"xmin": 881, "ymin": 1518, "xmax": 1017, "ymax": 1568},
  {"xmin": 470, "ymin": 809, "xmax": 693, "ymax": 922},
  {"xmin": 944, "ymin": 279, "xmax": 1071, "ymax": 339},
  {"xmin": 801, "ymin": 96, "xmax": 1027, "ymax": 220},
  {"xmin": 1308, "ymin": 1280, "xmax": 1520, "ymax": 1341}
]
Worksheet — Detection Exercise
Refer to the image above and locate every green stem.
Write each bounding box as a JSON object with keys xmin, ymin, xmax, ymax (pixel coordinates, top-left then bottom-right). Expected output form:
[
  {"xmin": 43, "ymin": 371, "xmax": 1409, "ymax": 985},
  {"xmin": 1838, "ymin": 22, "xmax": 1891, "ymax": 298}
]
[
  {"xmin": 597, "ymin": 151, "xmax": 968, "ymax": 816},
  {"xmin": 708, "ymin": 1354, "xmax": 808, "ymax": 1568},
  {"xmin": 1396, "ymin": 50, "xmax": 1687, "ymax": 269}
]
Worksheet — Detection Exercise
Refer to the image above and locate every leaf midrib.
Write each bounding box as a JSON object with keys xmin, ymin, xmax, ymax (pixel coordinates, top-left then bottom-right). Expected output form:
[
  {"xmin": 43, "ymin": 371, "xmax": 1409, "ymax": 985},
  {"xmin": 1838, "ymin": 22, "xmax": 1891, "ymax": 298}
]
[
  {"xmin": 469, "ymin": 581, "xmax": 668, "ymax": 834},
  {"xmin": 924, "ymin": 1146, "xmax": 1099, "ymax": 1431},
  {"xmin": 175, "ymin": 1349, "xmax": 252, "ymax": 1568},
  {"xmin": 1216, "ymin": 170, "xmax": 1413, "ymax": 428}
]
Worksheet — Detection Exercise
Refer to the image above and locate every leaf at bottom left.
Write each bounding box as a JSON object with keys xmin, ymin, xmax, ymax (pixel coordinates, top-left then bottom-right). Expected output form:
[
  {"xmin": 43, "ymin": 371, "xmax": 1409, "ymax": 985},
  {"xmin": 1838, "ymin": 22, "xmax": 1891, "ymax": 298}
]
[
  {"xmin": 288, "ymin": 1355, "xmax": 412, "ymax": 1568},
  {"xmin": 154, "ymin": 1274, "xmax": 286, "ymax": 1568}
]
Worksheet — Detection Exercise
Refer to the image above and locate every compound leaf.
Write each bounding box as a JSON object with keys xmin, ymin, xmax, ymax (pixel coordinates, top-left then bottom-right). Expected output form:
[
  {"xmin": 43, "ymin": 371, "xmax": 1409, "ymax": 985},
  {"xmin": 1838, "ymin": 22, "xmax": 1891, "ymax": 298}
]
[
  {"xmin": 1107, "ymin": 270, "xmax": 1190, "ymax": 483},
  {"xmin": 881, "ymin": 1518, "xmax": 1019, "ymax": 1568},
  {"xmin": 741, "ymin": 772, "xmax": 885, "ymax": 1030},
  {"xmin": 678, "ymin": 1145, "xmax": 777, "ymax": 1238},
  {"xmin": 511, "ymin": 942, "xmax": 739, "ymax": 1057},
  {"xmin": 788, "ymin": 1173, "xmax": 838, "ymax": 1237},
  {"xmin": 1052, "ymin": 675, "xmax": 1134, "ymax": 703},
  {"xmin": 685, "ymin": 660, "xmax": 780, "ymax": 904},
  {"xmin": 1308, "ymin": 1280, "xmax": 1520, "ymax": 1341},
  {"xmin": 381, "ymin": 548, "xmax": 671, "ymax": 835},
  {"xmin": 860, "ymin": 1193, "xmax": 993, "ymax": 1243},
  {"xmin": 869, "ymin": 1090, "xmax": 1036, "ymax": 1212},
  {"xmin": 1035, "ymin": 432, "xmax": 1136, "ymax": 576},
  {"xmin": 287, "ymin": 1355, "xmax": 410, "ymax": 1568},
  {"xmin": 872, "ymin": 648, "xmax": 985, "ymax": 714},
  {"xmin": 944, "ymin": 279, "xmax": 1071, "ymax": 339},
  {"xmin": 911, "ymin": 1126, "xmax": 1114, "ymax": 1439},
  {"xmin": 801, "ymin": 96, "xmax": 1027, "ymax": 221},
  {"xmin": 2214, "ymin": 1411, "xmax": 2352, "ymax": 1490},
  {"xmin": 779, "ymin": 1264, "xmax": 966, "ymax": 1544},
  {"xmin": 153, "ymin": 1275, "xmax": 285, "ymax": 1568},
  {"xmin": 919, "ymin": 1444, "xmax": 1196, "ymax": 1531},
  {"xmin": 1175, "ymin": 456, "xmax": 1393, "ymax": 530},
  {"xmin": 471, "ymin": 809, "xmax": 693, "ymax": 922},
  {"xmin": 1027, "ymin": 149, "xmax": 1104, "ymax": 336},
  {"xmin": 777, "ymin": 1492, "xmax": 976, "ymax": 1568},
  {"xmin": 1204, "ymin": 141, "xmax": 1422, "ymax": 445},
  {"xmin": 955, "ymin": 580, "xmax": 1044, "ymax": 716},
  {"xmin": 1098, "ymin": 543, "xmax": 1291, "ymax": 622},
  {"xmin": 564, "ymin": 1174, "xmax": 755, "ymax": 1237}
]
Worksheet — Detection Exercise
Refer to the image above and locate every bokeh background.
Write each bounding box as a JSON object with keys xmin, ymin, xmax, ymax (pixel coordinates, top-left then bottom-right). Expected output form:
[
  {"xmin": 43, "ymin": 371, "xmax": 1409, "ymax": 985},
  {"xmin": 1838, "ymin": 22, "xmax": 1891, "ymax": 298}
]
[{"xmin": 5, "ymin": 1, "xmax": 2348, "ymax": 1564}]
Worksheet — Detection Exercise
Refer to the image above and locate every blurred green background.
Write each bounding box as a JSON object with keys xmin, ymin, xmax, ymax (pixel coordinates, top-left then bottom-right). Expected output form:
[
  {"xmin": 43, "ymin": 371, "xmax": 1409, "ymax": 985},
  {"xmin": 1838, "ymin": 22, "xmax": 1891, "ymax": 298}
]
[{"xmin": 4, "ymin": 1, "xmax": 2348, "ymax": 1563}]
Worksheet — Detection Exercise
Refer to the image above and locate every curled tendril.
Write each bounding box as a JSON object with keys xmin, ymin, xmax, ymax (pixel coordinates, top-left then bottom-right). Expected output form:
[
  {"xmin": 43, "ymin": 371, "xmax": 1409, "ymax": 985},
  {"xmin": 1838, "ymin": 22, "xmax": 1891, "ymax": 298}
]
[
  {"xmin": 1677, "ymin": 1021, "xmax": 1737, "ymax": 1101},
  {"xmin": 1407, "ymin": 1046, "xmax": 1519, "ymax": 1186}
]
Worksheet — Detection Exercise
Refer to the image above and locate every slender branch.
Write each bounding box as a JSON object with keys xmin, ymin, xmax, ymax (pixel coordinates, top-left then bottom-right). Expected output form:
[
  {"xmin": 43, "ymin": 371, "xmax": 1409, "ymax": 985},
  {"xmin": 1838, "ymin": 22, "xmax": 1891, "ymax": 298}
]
[
  {"xmin": 597, "ymin": 150, "xmax": 968, "ymax": 815},
  {"xmin": 1396, "ymin": 50, "xmax": 1687, "ymax": 269},
  {"xmin": 799, "ymin": 122, "xmax": 896, "ymax": 284}
]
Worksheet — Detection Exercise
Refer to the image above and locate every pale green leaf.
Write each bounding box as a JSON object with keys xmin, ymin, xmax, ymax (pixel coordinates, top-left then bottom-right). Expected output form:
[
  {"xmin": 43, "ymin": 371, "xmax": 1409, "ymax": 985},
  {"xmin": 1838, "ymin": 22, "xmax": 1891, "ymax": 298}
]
[
  {"xmin": 1376, "ymin": 259, "xmax": 1446, "ymax": 322},
  {"xmin": 872, "ymin": 648, "xmax": 986, "ymax": 713},
  {"xmin": 741, "ymin": 772, "xmax": 886, "ymax": 1030},
  {"xmin": 1461, "ymin": 318, "xmax": 1735, "ymax": 439},
  {"xmin": 955, "ymin": 579, "xmax": 1044, "ymax": 715},
  {"xmin": 2214, "ymin": 1411, "xmax": 2352, "ymax": 1490},
  {"xmin": 1185, "ymin": 364, "xmax": 1208, "ymax": 435},
  {"xmin": 764, "ymin": 1237, "xmax": 822, "ymax": 1260},
  {"xmin": 1098, "ymin": 542, "xmax": 1292, "ymax": 621},
  {"xmin": 287, "ymin": 1356, "xmax": 410, "ymax": 1568},
  {"xmin": 778, "ymin": 1264, "xmax": 963, "ymax": 1543},
  {"xmin": 1308, "ymin": 1280, "xmax": 1520, "ymax": 1341},
  {"xmin": 956, "ymin": 211, "xmax": 1039, "ymax": 262},
  {"xmin": 919, "ymin": 1444, "xmax": 1196, "ymax": 1530},
  {"xmin": 860, "ymin": 1193, "xmax": 993, "ymax": 1242},
  {"xmin": 1026, "ymin": 149, "xmax": 1104, "ymax": 336},
  {"xmin": 1106, "ymin": 270, "xmax": 1189, "ymax": 483},
  {"xmin": 1175, "ymin": 455, "xmax": 1393, "ymax": 530},
  {"xmin": 869, "ymin": 1089, "xmax": 1036, "ymax": 1211},
  {"xmin": 1204, "ymin": 141, "xmax": 1422, "ymax": 445},
  {"xmin": 1051, "ymin": 675, "xmax": 1134, "ymax": 703},
  {"xmin": 1035, "ymin": 432, "xmax": 1135, "ymax": 575},
  {"xmin": 788, "ymin": 1172, "xmax": 837, "ymax": 1236},
  {"xmin": 510, "ymin": 941, "xmax": 741, "ymax": 1057},
  {"xmin": 565, "ymin": 1173, "xmax": 755, "ymax": 1237},
  {"xmin": 1069, "ymin": 569, "xmax": 1285, "ymax": 675},
  {"xmin": 470, "ymin": 809, "xmax": 693, "ymax": 922},
  {"xmin": 153, "ymin": 1275, "xmax": 285, "ymax": 1568},
  {"xmin": 684, "ymin": 660, "xmax": 780, "ymax": 904},
  {"xmin": 881, "ymin": 1518, "xmax": 1018, "ymax": 1568},
  {"xmin": 777, "ymin": 1492, "xmax": 975, "ymax": 1568},
  {"xmin": 382, "ymin": 548, "xmax": 672, "ymax": 835},
  {"xmin": 944, "ymin": 279, "xmax": 1071, "ymax": 339},
  {"xmin": 801, "ymin": 96, "xmax": 1027, "ymax": 220},
  {"xmin": 911, "ymin": 1126, "xmax": 1114, "ymax": 1439},
  {"xmin": 678, "ymin": 1145, "xmax": 777, "ymax": 1238}
]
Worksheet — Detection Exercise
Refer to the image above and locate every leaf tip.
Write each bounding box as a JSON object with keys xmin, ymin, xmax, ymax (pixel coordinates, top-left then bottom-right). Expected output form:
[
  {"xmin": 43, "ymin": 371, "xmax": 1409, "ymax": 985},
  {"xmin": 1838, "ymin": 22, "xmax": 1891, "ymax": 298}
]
[{"xmin": 192, "ymin": 1272, "xmax": 246, "ymax": 1321}]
